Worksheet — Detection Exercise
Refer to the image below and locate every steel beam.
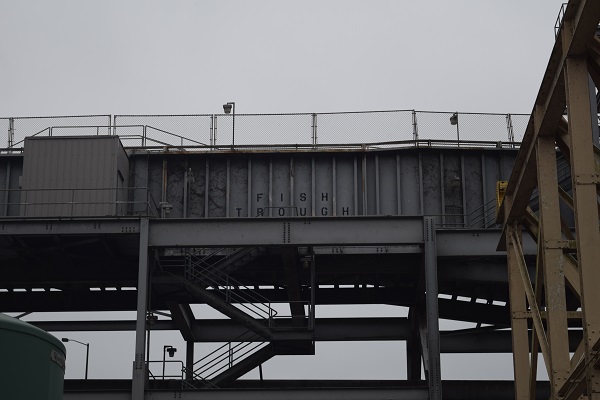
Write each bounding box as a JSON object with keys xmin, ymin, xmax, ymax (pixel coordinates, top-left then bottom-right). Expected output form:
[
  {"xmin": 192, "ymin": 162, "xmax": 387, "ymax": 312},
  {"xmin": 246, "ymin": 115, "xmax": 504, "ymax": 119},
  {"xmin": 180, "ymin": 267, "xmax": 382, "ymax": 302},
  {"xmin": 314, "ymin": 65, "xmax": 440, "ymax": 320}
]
[
  {"xmin": 131, "ymin": 218, "xmax": 149, "ymax": 400},
  {"xmin": 437, "ymin": 229, "xmax": 536, "ymax": 256},
  {"xmin": 564, "ymin": 52, "xmax": 600, "ymax": 400},
  {"xmin": 0, "ymin": 218, "xmax": 141, "ymax": 236},
  {"xmin": 148, "ymin": 217, "xmax": 424, "ymax": 247},
  {"xmin": 506, "ymin": 224, "xmax": 533, "ymax": 400},
  {"xmin": 499, "ymin": 2, "xmax": 600, "ymax": 399},
  {"xmin": 423, "ymin": 217, "xmax": 442, "ymax": 400},
  {"xmin": 63, "ymin": 380, "xmax": 552, "ymax": 400},
  {"xmin": 536, "ymin": 134, "xmax": 570, "ymax": 396}
]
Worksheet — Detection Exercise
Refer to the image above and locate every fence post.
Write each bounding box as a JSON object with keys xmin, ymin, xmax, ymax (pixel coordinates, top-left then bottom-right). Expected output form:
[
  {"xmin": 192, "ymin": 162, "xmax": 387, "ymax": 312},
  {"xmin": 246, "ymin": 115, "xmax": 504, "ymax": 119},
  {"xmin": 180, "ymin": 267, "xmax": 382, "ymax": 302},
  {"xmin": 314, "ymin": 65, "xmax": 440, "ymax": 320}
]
[
  {"xmin": 506, "ymin": 113, "xmax": 514, "ymax": 143},
  {"xmin": 311, "ymin": 113, "xmax": 318, "ymax": 145},
  {"xmin": 108, "ymin": 115, "xmax": 112, "ymax": 135},
  {"xmin": 412, "ymin": 110, "xmax": 418, "ymax": 141},
  {"xmin": 210, "ymin": 114, "xmax": 215, "ymax": 147},
  {"xmin": 113, "ymin": 115, "xmax": 117, "ymax": 137},
  {"xmin": 8, "ymin": 118, "xmax": 14, "ymax": 148}
]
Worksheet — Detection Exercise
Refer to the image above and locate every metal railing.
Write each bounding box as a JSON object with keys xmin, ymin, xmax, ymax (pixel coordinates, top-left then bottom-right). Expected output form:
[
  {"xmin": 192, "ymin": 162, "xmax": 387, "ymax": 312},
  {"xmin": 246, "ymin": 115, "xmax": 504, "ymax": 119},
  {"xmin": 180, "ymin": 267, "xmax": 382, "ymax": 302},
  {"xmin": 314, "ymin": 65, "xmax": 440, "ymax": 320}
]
[
  {"xmin": 0, "ymin": 187, "xmax": 159, "ymax": 218},
  {"xmin": 185, "ymin": 330, "xmax": 266, "ymax": 386},
  {"xmin": 555, "ymin": 3, "xmax": 568, "ymax": 39},
  {"xmin": 0, "ymin": 110, "xmax": 529, "ymax": 151},
  {"xmin": 147, "ymin": 360, "xmax": 185, "ymax": 381},
  {"xmin": 185, "ymin": 252, "xmax": 278, "ymax": 322}
]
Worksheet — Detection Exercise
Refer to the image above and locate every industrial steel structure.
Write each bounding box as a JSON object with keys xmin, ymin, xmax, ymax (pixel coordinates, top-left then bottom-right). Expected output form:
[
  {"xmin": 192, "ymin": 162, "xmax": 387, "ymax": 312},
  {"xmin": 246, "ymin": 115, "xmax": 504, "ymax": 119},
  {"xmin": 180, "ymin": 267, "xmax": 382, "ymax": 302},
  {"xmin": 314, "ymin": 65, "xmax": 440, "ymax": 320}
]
[
  {"xmin": 3, "ymin": 2, "xmax": 599, "ymax": 399},
  {"xmin": 498, "ymin": 1, "xmax": 600, "ymax": 400},
  {"xmin": 0, "ymin": 130, "xmax": 530, "ymax": 400}
]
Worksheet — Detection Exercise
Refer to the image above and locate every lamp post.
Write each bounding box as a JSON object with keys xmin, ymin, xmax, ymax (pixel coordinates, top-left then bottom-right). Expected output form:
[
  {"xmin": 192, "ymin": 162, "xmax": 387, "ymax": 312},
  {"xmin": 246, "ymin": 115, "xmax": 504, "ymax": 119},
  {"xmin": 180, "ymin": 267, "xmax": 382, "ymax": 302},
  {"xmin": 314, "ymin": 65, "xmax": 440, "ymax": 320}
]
[
  {"xmin": 61, "ymin": 338, "xmax": 89, "ymax": 379},
  {"xmin": 163, "ymin": 345, "xmax": 177, "ymax": 379},
  {"xmin": 450, "ymin": 112, "xmax": 460, "ymax": 144},
  {"xmin": 223, "ymin": 102, "xmax": 235, "ymax": 148}
]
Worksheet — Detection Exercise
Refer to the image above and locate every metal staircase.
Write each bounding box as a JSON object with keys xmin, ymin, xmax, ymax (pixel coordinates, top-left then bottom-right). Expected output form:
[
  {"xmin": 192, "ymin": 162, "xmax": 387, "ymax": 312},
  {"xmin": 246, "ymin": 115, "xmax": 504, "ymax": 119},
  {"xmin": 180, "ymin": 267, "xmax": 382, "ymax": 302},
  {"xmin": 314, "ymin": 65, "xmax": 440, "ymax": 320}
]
[{"xmin": 158, "ymin": 248, "xmax": 314, "ymax": 388}]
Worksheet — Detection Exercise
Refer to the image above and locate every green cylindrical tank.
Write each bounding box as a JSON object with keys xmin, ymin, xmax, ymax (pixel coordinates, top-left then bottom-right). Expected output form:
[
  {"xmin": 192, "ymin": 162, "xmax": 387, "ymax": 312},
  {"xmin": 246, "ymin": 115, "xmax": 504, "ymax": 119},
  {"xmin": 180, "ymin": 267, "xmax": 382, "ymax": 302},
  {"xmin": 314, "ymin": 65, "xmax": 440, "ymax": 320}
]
[{"xmin": 0, "ymin": 313, "xmax": 66, "ymax": 400}]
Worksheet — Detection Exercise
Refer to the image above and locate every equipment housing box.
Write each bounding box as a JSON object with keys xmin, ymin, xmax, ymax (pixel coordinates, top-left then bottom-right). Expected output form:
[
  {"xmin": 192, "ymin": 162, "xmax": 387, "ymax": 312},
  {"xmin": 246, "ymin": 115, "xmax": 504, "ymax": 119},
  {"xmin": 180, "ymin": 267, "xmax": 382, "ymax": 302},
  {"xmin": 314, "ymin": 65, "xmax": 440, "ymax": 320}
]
[{"xmin": 20, "ymin": 136, "xmax": 129, "ymax": 217}]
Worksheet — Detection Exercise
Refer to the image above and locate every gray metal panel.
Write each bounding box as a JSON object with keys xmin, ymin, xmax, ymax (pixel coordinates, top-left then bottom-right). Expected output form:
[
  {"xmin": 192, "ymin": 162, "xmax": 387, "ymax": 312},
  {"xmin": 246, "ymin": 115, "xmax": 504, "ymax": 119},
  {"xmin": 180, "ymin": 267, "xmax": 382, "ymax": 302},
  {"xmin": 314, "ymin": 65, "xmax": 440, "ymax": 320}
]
[
  {"xmin": 421, "ymin": 152, "xmax": 442, "ymax": 222},
  {"xmin": 293, "ymin": 156, "xmax": 312, "ymax": 217},
  {"xmin": 136, "ymin": 147, "xmax": 519, "ymax": 223},
  {"xmin": 335, "ymin": 155, "xmax": 355, "ymax": 216},
  {"xmin": 208, "ymin": 157, "xmax": 226, "ymax": 217},
  {"xmin": 399, "ymin": 152, "xmax": 420, "ymax": 215},
  {"xmin": 315, "ymin": 156, "xmax": 333, "ymax": 216},
  {"xmin": 463, "ymin": 152, "xmax": 485, "ymax": 227},
  {"xmin": 379, "ymin": 154, "xmax": 398, "ymax": 215},
  {"xmin": 187, "ymin": 157, "xmax": 206, "ymax": 218},
  {"xmin": 272, "ymin": 156, "xmax": 291, "ymax": 216},
  {"xmin": 442, "ymin": 152, "xmax": 463, "ymax": 227},
  {"xmin": 148, "ymin": 217, "xmax": 425, "ymax": 247},
  {"xmin": 251, "ymin": 157, "xmax": 269, "ymax": 217},
  {"xmin": 20, "ymin": 136, "xmax": 127, "ymax": 217},
  {"xmin": 230, "ymin": 157, "xmax": 248, "ymax": 217}
]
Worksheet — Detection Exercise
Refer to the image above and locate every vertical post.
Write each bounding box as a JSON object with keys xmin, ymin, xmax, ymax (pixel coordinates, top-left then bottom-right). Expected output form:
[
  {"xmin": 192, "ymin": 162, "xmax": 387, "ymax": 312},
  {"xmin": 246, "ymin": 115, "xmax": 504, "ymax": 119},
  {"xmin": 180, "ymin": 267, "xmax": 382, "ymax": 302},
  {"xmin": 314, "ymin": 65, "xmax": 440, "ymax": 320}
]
[
  {"xmin": 8, "ymin": 118, "xmax": 14, "ymax": 148},
  {"xmin": 506, "ymin": 114, "xmax": 514, "ymax": 143},
  {"xmin": 406, "ymin": 307, "xmax": 422, "ymax": 381},
  {"xmin": 588, "ymin": 76, "xmax": 599, "ymax": 146},
  {"xmin": 311, "ymin": 113, "xmax": 318, "ymax": 145},
  {"xmin": 210, "ymin": 114, "xmax": 215, "ymax": 147},
  {"xmin": 412, "ymin": 110, "xmax": 418, "ymax": 141},
  {"xmin": 536, "ymin": 133, "xmax": 570, "ymax": 396},
  {"xmin": 85, "ymin": 343, "xmax": 89, "ymax": 380},
  {"xmin": 185, "ymin": 341, "xmax": 194, "ymax": 381},
  {"xmin": 310, "ymin": 248, "xmax": 316, "ymax": 330},
  {"xmin": 132, "ymin": 218, "xmax": 150, "ymax": 400},
  {"xmin": 423, "ymin": 217, "xmax": 442, "ymax": 400},
  {"xmin": 565, "ymin": 54, "xmax": 600, "ymax": 399},
  {"xmin": 232, "ymin": 103, "xmax": 235, "ymax": 148},
  {"xmin": 506, "ymin": 222, "xmax": 531, "ymax": 400}
]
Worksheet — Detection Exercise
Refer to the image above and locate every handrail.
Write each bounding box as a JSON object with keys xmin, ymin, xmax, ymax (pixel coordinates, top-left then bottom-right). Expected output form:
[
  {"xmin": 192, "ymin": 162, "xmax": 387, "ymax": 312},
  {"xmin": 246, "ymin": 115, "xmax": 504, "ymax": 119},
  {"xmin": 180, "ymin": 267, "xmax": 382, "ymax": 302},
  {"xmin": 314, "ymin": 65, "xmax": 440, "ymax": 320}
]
[
  {"xmin": 190, "ymin": 330, "xmax": 265, "ymax": 382},
  {"xmin": 185, "ymin": 256, "xmax": 276, "ymax": 321},
  {"xmin": 146, "ymin": 360, "xmax": 185, "ymax": 380},
  {"xmin": 0, "ymin": 187, "xmax": 159, "ymax": 217}
]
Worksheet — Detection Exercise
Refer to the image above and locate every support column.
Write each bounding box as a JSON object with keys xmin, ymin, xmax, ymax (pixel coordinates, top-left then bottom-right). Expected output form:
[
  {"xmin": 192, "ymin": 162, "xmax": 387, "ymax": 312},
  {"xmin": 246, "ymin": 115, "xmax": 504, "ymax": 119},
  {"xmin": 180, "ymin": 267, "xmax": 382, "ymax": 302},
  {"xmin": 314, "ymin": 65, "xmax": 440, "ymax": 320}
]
[
  {"xmin": 536, "ymin": 134, "xmax": 570, "ymax": 395},
  {"xmin": 132, "ymin": 218, "xmax": 150, "ymax": 400},
  {"xmin": 423, "ymin": 217, "xmax": 442, "ymax": 400},
  {"xmin": 506, "ymin": 223, "xmax": 531, "ymax": 400},
  {"xmin": 406, "ymin": 307, "xmax": 422, "ymax": 382},
  {"xmin": 565, "ymin": 55, "xmax": 600, "ymax": 399},
  {"xmin": 186, "ymin": 341, "xmax": 194, "ymax": 381}
]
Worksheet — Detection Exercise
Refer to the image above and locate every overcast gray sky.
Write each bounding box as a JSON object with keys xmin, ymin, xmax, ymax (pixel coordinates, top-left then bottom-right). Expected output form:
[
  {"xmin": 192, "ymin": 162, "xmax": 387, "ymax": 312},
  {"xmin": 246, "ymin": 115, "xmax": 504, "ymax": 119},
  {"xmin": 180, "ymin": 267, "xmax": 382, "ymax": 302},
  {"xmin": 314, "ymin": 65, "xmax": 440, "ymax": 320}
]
[
  {"xmin": 4, "ymin": 0, "xmax": 562, "ymax": 382},
  {"xmin": 2, "ymin": 1, "xmax": 565, "ymax": 116}
]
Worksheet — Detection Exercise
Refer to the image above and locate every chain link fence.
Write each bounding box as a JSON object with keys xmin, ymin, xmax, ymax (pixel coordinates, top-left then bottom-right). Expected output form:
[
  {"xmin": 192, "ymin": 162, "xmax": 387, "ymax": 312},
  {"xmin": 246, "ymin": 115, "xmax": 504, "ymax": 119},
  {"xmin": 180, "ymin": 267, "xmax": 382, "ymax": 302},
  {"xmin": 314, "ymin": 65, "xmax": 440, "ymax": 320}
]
[
  {"xmin": 0, "ymin": 111, "xmax": 530, "ymax": 149},
  {"xmin": 0, "ymin": 115, "xmax": 111, "ymax": 149}
]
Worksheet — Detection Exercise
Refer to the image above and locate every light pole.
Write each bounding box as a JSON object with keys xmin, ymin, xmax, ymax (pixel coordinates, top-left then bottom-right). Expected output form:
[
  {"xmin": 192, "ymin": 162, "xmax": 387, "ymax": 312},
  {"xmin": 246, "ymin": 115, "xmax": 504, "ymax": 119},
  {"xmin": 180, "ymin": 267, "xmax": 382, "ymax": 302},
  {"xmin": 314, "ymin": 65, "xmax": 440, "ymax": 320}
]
[
  {"xmin": 450, "ymin": 112, "xmax": 460, "ymax": 144},
  {"xmin": 223, "ymin": 102, "xmax": 235, "ymax": 148},
  {"xmin": 163, "ymin": 345, "xmax": 177, "ymax": 379},
  {"xmin": 61, "ymin": 338, "xmax": 89, "ymax": 379}
]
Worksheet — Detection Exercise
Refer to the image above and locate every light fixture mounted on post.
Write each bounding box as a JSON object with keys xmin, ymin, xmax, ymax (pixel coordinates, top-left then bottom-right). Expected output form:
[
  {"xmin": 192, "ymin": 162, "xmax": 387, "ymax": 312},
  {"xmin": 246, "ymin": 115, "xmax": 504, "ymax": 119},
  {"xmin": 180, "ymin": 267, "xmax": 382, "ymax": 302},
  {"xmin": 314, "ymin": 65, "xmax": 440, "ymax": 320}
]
[
  {"xmin": 162, "ymin": 345, "xmax": 177, "ymax": 379},
  {"xmin": 223, "ymin": 102, "xmax": 236, "ymax": 148},
  {"xmin": 449, "ymin": 112, "xmax": 460, "ymax": 144},
  {"xmin": 62, "ymin": 338, "xmax": 90, "ymax": 379}
]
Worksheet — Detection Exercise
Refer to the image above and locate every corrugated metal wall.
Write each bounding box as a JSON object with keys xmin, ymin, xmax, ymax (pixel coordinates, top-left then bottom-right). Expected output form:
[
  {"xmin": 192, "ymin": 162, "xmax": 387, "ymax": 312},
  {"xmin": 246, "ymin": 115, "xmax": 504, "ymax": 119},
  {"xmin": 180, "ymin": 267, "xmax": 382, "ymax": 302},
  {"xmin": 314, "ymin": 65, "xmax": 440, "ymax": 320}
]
[
  {"xmin": 20, "ymin": 136, "xmax": 129, "ymax": 217},
  {"xmin": 0, "ymin": 138, "xmax": 520, "ymax": 224},
  {"xmin": 131, "ymin": 148, "xmax": 516, "ymax": 227}
]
